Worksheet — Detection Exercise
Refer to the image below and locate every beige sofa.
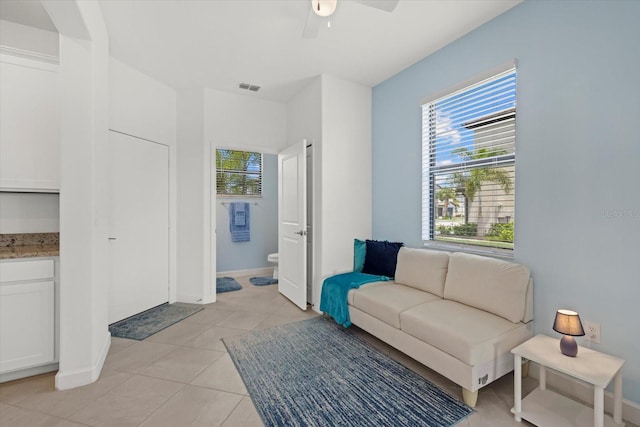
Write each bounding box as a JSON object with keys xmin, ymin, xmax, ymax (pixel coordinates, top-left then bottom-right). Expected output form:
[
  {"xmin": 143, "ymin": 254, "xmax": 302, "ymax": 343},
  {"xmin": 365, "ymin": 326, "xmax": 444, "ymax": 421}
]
[{"xmin": 347, "ymin": 248, "xmax": 533, "ymax": 407}]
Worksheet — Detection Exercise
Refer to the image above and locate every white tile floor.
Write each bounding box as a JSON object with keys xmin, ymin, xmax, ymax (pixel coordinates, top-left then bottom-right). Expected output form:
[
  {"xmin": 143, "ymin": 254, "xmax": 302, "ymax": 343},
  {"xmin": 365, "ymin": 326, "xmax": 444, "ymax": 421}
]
[{"xmin": 0, "ymin": 274, "xmax": 635, "ymax": 427}]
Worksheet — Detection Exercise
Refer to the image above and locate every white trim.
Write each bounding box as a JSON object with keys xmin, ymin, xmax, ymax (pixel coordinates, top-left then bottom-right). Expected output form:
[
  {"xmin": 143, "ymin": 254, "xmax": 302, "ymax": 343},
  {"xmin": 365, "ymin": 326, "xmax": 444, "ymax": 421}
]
[
  {"xmin": 0, "ymin": 48, "xmax": 59, "ymax": 67},
  {"xmin": 0, "ymin": 363, "xmax": 58, "ymax": 383},
  {"xmin": 423, "ymin": 241, "xmax": 515, "ymax": 260},
  {"xmin": 176, "ymin": 292, "xmax": 217, "ymax": 305},
  {"xmin": 216, "ymin": 267, "xmax": 274, "ymax": 278},
  {"xmin": 530, "ymin": 363, "xmax": 640, "ymax": 426},
  {"xmin": 54, "ymin": 330, "xmax": 110, "ymax": 390},
  {"xmin": 217, "ymin": 144, "xmax": 280, "ymax": 155},
  {"xmin": 420, "ymin": 59, "xmax": 517, "ymax": 106}
]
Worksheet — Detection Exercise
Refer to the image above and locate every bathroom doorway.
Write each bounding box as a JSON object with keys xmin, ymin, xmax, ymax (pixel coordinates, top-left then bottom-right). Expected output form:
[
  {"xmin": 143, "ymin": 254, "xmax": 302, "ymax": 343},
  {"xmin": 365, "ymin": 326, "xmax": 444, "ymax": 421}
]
[{"xmin": 214, "ymin": 148, "xmax": 279, "ymax": 283}]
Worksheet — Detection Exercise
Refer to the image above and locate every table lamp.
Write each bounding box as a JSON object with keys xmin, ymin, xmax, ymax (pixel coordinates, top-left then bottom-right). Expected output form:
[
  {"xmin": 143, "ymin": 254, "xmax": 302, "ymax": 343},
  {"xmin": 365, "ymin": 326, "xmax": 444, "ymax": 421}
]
[{"xmin": 552, "ymin": 309, "xmax": 585, "ymax": 357}]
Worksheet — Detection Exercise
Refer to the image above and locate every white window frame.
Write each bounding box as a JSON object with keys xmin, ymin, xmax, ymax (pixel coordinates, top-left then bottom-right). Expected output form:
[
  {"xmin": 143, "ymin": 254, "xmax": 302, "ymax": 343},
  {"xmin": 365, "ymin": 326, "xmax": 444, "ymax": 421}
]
[{"xmin": 421, "ymin": 62, "xmax": 517, "ymax": 257}]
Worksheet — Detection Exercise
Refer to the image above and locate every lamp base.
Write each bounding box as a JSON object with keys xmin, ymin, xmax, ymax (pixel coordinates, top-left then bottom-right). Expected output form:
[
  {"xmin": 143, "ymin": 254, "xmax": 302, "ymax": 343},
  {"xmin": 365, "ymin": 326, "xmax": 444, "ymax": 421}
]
[{"xmin": 560, "ymin": 335, "xmax": 578, "ymax": 357}]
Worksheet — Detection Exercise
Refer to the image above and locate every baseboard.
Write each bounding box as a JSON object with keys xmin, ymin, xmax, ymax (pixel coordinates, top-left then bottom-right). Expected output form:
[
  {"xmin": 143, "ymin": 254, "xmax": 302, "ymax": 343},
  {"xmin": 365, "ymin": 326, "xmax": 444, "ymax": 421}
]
[
  {"xmin": 530, "ymin": 363, "xmax": 640, "ymax": 425},
  {"xmin": 176, "ymin": 293, "xmax": 215, "ymax": 304},
  {"xmin": 216, "ymin": 267, "xmax": 273, "ymax": 278},
  {"xmin": 55, "ymin": 330, "xmax": 111, "ymax": 390},
  {"xmin": 0, "ymin": 362, "xmax": 58, "ymax": 383}
]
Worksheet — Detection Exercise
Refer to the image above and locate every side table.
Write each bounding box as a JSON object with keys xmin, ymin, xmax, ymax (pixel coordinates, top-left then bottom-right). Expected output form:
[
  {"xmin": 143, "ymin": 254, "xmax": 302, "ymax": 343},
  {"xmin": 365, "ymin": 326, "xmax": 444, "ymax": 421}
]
[{"xmin": 511, "ymin": 334, "xmax": 624, "ymax": 427}]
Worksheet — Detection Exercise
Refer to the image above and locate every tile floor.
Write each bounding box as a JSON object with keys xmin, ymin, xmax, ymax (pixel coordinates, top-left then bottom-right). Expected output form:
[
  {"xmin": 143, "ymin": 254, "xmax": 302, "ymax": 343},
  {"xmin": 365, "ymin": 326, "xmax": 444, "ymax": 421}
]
[{"xmin": 0, "ymin": 274, "xmax": 635, "ymax": 427}]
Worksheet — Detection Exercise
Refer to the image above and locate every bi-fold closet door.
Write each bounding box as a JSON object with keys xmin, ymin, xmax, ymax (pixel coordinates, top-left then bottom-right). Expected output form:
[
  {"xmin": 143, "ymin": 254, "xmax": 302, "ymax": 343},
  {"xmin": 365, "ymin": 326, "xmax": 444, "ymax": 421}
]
[{"xmin": 108, "ymin": 131, "xmax": 169, "ymax": 324}]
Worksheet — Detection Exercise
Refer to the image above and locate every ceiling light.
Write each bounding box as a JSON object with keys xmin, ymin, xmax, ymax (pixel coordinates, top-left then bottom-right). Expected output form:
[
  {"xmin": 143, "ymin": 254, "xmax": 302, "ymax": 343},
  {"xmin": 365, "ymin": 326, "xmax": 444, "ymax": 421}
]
[{"xmin": 312, "ymin": 0, "xmax": 337, "ymax": 17}]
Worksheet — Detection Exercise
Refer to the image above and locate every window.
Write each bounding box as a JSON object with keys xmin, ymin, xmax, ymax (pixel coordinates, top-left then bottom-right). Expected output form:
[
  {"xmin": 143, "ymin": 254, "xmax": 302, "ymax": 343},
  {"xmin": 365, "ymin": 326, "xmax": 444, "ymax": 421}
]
[
  {"xmin": 216, "ymin": 149, "xmax": 262, "ymax": 197},
  {"xmin": 422, "ymin": 66, "xmax": 517, "ymax": 252}
]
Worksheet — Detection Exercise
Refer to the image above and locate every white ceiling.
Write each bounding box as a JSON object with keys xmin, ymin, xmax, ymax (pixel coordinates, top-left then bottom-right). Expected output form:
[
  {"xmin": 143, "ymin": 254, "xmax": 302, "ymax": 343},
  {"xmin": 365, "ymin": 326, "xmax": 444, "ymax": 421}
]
[{"xmin": 1, "ymin": 0, "xmax": 521, "ymax": 103}]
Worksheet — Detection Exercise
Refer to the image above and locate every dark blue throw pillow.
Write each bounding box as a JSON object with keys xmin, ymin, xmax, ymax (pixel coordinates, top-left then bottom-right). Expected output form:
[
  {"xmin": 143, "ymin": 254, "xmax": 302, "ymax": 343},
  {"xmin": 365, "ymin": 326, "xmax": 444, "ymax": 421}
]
[{"xmin": 362, "ymin": 240, "xmax": 403, "ymax": 278}]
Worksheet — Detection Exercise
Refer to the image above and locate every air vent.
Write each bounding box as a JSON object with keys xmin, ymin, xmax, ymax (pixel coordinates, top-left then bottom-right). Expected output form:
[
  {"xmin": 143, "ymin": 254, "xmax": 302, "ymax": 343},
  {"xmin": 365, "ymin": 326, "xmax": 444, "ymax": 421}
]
[{"xmin": 239, "ymin": 82, "xmax": 261, "ymax": 92}]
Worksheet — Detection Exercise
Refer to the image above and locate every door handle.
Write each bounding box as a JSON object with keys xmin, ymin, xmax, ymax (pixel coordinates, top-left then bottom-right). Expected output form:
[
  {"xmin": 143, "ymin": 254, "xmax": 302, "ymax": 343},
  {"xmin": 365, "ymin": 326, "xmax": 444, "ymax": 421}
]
[
  {"xmin": 294, "ymin": 230, "xmax": 307, "ymax": 236},
  {"xmin": 108, "ymin": 237, "xmax": 117, "ymax": 240}
]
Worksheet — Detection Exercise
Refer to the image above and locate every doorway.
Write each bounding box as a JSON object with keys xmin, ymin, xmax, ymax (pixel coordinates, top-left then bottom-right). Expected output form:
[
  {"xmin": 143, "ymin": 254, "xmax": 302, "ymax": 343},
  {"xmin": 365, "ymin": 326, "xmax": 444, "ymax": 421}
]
[{"xmin": 214, "ymin": 148, "xmax": 279, "ymax": 281}]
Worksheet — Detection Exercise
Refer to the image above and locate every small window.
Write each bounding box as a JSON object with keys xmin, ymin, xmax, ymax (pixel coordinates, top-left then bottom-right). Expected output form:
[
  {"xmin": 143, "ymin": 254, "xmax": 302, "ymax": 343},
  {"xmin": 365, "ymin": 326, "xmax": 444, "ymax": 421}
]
[
  {"xmin": 216, "ymin": 149, "xmax": 262, "ymax": 197},
  {"xmin": 421, "ymin": 67, "xmax": 517, "ymax": 253}
]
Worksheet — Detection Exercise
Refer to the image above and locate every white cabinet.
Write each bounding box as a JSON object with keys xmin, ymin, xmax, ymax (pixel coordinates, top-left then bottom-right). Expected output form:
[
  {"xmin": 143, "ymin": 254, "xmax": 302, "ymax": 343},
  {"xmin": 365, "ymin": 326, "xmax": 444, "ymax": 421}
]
[
  {"xmin": 0, "ymin": 259, "xmax": 56, "ymax": 378},
  {"xmin": 0, "ymin": 52, "xmax": 59, "ymax": 192}
]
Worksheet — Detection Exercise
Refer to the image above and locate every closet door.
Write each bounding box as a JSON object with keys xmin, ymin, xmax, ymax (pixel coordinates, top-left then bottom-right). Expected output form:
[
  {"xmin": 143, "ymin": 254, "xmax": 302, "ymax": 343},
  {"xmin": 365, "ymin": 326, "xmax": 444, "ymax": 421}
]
[{"xmin": 108, "ymin": 131, "xmax": 169, "ymax": 324}]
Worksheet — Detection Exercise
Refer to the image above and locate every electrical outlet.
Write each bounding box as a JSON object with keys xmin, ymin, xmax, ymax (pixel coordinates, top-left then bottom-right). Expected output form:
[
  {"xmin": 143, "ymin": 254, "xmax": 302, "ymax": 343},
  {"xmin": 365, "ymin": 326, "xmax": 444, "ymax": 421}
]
[{"xmin": 584, "ymin": 321, "xmax": 601, "ymax": 344}]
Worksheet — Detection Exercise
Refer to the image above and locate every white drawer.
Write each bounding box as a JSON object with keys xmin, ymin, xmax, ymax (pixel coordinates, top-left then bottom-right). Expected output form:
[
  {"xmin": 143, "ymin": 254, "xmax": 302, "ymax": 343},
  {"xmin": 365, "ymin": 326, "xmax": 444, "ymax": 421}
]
[{"xmin": 0, "ymin": 259, "xmax": 54, "ymax": 283}]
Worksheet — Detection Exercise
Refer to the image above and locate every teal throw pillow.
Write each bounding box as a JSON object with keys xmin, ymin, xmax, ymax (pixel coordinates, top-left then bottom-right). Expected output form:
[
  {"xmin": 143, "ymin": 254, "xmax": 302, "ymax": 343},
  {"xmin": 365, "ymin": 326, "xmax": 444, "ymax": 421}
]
[{"xmin": 353, "ymin": 238, "xmax": 366, "ymax": 272}]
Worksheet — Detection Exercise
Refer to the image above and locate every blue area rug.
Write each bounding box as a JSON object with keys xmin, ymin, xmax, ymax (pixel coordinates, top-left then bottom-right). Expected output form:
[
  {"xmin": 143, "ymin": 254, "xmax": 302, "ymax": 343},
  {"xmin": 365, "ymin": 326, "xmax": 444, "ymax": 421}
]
[
  {"xmin": 109, "ymin": 303, "xmax": 203, "ymax": 340},
  {"xmin": 249, "ymin": 276, "xmax": 278, "ymax": 286},
  {"xmin": 217, "ymin": 276, "xmax": 242, "ymax": 293},
  {"xmin": 224, "ymin": 317, "xmax": 474, "ymax": 427}
]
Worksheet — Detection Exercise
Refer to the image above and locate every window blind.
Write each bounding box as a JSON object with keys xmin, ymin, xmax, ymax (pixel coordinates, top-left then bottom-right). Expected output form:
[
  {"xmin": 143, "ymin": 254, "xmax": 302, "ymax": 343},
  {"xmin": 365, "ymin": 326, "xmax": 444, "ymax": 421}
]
[
  {"xmin": 216, "ymin": 149, "xmax": 263, "ymax": 197},
  {"xmin": 422, "ymin": 68, "xmax": 517, "ymax": 251}
]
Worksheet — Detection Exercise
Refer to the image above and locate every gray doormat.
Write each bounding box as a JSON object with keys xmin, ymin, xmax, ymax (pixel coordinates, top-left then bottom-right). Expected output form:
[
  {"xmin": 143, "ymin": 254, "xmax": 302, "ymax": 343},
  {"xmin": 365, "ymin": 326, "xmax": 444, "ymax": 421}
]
[
  {"xmin": 217, "ymin": 276, "xmax": 242, "ymax": 293},
  {"xmin": 109, "ymin": 303, "xmax": 203, "ymax": 340},
  {"xmin": 249, "ymin": 276, "xmax": 278, "ymax": 286},
  {"xmin": 224, "ymin": 317, "xmax": 474, "ymax": 427}
]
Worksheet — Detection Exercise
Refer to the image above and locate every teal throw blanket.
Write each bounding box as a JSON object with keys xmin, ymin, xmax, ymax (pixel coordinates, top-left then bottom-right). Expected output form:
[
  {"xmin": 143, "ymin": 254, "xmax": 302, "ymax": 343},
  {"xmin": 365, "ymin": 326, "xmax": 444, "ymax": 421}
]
[{"xmin": 320, "ymin": 272, "xmax": 389, "ymax": 328}]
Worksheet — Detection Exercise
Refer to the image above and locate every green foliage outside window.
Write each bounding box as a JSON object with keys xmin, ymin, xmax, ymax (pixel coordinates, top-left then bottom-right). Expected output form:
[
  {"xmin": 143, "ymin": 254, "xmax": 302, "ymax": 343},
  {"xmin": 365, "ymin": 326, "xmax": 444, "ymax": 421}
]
[{"xmin": 216, "ymin": 149, "xmax": 262, "ymax": 197}]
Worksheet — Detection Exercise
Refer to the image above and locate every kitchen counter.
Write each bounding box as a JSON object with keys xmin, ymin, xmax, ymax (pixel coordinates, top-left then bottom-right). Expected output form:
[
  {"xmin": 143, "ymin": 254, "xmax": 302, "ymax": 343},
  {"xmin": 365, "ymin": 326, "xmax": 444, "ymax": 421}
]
[
  {"xmin": 0, "ymin": 245, "xmax": 59, "ymax": 259},
  {"xmin": 0, "ymin": 233, "xmax": 59, "ymax": 259}
]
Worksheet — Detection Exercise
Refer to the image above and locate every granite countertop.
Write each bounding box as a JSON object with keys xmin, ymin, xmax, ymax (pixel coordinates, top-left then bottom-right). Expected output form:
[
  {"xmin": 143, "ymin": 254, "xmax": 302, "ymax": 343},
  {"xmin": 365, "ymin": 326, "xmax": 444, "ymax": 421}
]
[{"xmin": 0, "ymin": 233, "xmax": 59, "ymax": 260}]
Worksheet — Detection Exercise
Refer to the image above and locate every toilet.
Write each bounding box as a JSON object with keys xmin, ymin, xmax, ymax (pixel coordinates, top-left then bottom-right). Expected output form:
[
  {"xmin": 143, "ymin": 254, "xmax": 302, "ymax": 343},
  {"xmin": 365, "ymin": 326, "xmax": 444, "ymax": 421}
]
[{"xmin": 267, "ymin": 253, "xmax": 279, "ymax": 279}]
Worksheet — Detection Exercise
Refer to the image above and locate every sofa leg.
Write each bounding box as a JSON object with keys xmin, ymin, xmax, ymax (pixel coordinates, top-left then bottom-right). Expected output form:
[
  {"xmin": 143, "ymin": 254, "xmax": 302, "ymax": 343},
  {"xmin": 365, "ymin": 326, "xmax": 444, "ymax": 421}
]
[
  {"xmin": 462, "ymin": 388, "xmax": 478, "ymax": 408},
  {"xmin": 521, "ymin": 360, "xmax": 529, "ymax": 378}
]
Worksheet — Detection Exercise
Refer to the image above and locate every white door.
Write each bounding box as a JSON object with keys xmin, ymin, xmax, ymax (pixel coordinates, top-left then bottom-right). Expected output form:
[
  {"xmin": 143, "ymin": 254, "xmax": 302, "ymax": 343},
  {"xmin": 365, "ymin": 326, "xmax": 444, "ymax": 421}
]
[
  {"xmin": 278, "ymin": 141, "xmax": 307, "ymax": 310},
  {"xmin": 108, "ymin": 131, "xmax": 169, "ymax": 323}
]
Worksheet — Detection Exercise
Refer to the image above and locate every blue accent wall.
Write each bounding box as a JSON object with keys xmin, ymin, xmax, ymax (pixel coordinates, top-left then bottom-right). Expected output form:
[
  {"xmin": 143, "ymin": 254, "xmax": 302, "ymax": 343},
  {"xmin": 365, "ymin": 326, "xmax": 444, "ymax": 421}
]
[
  {"xmin": 216, "ymin": 153, "xmax": 278, "ymax": 272},
  {"xmin": 372, "ymin": 1, "xmax": 640, "ymax": 403}
]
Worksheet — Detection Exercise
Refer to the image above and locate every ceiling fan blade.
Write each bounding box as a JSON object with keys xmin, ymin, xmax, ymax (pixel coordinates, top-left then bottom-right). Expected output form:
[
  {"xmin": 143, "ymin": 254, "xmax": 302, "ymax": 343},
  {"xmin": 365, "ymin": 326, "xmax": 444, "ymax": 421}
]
[
  {"xmin": 355, "ymin": 0, "xmax": 399, "ymax": 12},
  {"xmin": 302, "ymin": 8, "xmax": 320, "ymax": 39}
]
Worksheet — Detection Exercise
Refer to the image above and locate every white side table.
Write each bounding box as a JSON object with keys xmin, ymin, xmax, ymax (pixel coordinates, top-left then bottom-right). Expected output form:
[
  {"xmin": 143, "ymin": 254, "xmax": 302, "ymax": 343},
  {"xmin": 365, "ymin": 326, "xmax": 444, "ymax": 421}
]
[{"xmin": 511, "ymin": 334, "xmax": 624, "ymax": 427}]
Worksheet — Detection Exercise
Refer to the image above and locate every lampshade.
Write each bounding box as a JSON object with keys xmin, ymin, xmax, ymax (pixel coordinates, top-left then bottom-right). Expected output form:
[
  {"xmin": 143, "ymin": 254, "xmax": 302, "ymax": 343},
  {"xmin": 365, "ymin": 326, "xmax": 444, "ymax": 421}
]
[
  {"xmin": 312, "ymin": 0, "xmax": 337, "ymax": 17},
  {"xmin": 552, "ymin": 309, "xmax": 585, "ymax": 336},
  {"xmin": 553, "ymin": 309, "xmax": 585, "ymax": 357}
]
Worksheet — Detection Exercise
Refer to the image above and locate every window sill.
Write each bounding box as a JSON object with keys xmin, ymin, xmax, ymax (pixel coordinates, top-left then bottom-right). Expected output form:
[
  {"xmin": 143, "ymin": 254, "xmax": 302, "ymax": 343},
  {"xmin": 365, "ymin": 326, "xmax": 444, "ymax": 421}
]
[{"xmin": 423, "ymin": 240, "xmax": 514, "ymax": 260}]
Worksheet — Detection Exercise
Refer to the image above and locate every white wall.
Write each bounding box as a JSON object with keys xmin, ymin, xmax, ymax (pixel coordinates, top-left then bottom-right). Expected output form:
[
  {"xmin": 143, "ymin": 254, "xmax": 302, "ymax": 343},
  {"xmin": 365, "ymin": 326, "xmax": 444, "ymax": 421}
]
[
  {"xmin": 44, "ymin": 0, "xmax": 111, "ymax": 390},
  {"xmin": 109, "ymin": 58, "xmax": 177, "ymax": 146},
  {"xmin": 0, "ymin": 193, "xmax": 59, "ymax": 233},
  {"xmin": 317, "ymin": 75, "xmax": 372, "ymax": 306},
  {"xmin": 285, "ymin": 75, "xmax": 372, "ymax": 310},
  {"xmin": 0, "ymin": 19, "xmax": 58, "ymax": 57},
  {"xmin": 204, "ymin": 89, "xmax": 287, "ymax": 154},
  {"xmin": 109, "ymin": 57, "xmax": 177, "ymax": 303},
  {"xmin": 287, "ymin": 77, "xmax": 322, "ymax": 146},
  {"xmin": 177, "ymin": 88, "xmax": 214, "ymax": 304}
]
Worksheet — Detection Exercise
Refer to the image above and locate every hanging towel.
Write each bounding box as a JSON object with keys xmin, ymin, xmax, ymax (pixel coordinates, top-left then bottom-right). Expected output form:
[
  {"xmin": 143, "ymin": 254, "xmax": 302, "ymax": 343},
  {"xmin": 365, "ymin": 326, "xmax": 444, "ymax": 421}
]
[{"xmin": 230, "ymin": 202, "xmax": 250, "ymax": 242}]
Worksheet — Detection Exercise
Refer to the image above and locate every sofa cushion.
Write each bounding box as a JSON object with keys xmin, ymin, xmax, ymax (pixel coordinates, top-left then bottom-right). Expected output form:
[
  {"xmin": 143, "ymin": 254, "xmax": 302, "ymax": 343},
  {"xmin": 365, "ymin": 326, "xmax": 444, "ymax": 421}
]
[
  {"xmin": 351, "ymin": 283, "xmax": 440, "ymax": 329},
  {"xmin": 347, "ymin": 281, "xmax": 387, "ymax": 306},
  {"xmin": 400, "ymin": 300, "xmax": 532, "ymax": 366},
  {"xmin": 443, "ymin": 252, "xmax": 530, "ymax": 323},
  {"xmin": 394, "ymin": 248, "xmax": 449, "ymax": 297},
  {"xmin": 362, "ymin": 240, "xmax": 403, "ymax": 278}
]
